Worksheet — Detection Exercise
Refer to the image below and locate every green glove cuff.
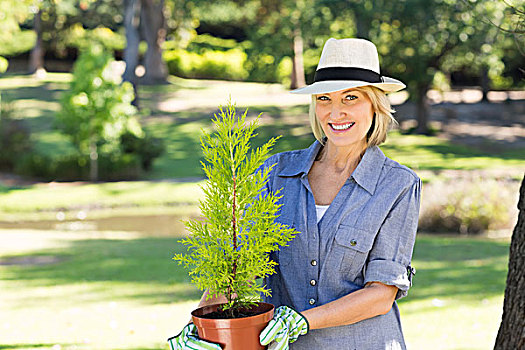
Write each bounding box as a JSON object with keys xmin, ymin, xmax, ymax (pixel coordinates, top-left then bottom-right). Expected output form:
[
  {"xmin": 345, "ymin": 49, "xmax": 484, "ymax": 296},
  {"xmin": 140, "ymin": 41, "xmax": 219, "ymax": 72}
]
[{"xmin": 284, "ymin": 306, "xmax": 310, "ymax": 334}]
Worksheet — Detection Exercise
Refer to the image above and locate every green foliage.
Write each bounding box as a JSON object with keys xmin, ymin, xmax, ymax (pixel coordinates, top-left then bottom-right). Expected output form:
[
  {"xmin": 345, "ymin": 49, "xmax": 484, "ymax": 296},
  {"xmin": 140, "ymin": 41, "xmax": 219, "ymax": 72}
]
[
  {"xmin": 64, "ymin": 24, "xmax": 126, "ymax": 52},
  {"xmin": 19, "ymin": 0, "xmax": 125, "ymax": 58},
  {"xmin": 0, "ymin": 97, "xmax": 33, "ymax": 170},
  {"xmin": 164, "ymin": 47, "xmax": 249, "ymax": 80},
  {"xmin": 173, "ymin": 102, "xmax": 297, "ymax": 312},
  {"xmin": 58, "ymin": 42, "xmax": 142, "ymax": 156},
  {"xmin": 0, "ymin": 30, "xmax": 36, "ymax": 57},
  {"xmin": 0, "ymin": 57, "xmax": 7, "ymax": 74},
  {"xmin": 184, "ymin": 33, "xmax": 243, "ymax": 53},
  {"xmin": 14, "ymin": 151, "xmax": 144, "ymax": 181},
  {"xmin": 120, "ymin": 131, "xmax": 165, "ymax": 171}
]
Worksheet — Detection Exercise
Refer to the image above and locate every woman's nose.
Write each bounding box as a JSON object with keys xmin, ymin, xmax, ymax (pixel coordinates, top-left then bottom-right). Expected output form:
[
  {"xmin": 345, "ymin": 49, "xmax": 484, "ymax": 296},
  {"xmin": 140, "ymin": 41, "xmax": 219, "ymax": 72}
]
[{"xmin": 331, "ymin": 101, "xmax": 347, "ymax": 119}]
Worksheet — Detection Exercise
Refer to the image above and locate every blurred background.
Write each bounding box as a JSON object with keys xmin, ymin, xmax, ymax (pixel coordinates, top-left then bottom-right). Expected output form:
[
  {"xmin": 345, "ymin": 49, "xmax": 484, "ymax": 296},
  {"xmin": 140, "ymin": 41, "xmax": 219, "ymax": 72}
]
[{"xmin": 0, "ymin": 0, "xmax": 524, "ymax": 349}]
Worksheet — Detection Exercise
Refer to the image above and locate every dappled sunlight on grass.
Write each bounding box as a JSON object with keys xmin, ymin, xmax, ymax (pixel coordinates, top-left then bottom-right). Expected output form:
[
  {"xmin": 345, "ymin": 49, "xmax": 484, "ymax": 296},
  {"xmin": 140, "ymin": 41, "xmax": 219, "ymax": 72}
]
[
  {"xmin": 383, "ymin": 131, "xmax": 525, "ymax": 171},
  {"xmin": 0, "ymin": 181, "xmax": 204, "ymax": 214},
  {"xmin": 0, "ymin": 229, "xmax": 199, "ymax": 349},
  {"xmin": 398, "ymin": 234, "xmax": 509, "ymax": 350},
  {"xmin": 0, "ymin": 229, "xmax": 511, "ymax": 350}
]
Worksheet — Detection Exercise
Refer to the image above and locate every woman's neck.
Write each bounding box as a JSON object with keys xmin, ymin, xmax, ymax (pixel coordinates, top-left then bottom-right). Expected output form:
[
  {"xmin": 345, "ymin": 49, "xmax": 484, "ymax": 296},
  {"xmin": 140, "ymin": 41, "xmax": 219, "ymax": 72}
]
[{"xmin": 318, "ymin": 140, "xmax": 367, "ymax": 175}]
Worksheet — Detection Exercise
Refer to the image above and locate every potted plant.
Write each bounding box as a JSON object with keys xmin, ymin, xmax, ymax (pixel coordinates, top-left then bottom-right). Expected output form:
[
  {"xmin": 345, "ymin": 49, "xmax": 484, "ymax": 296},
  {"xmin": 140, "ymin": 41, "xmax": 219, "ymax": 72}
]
[{"xmin": 173, "ymin": 101, "xmax": 297, "ymax": 349}]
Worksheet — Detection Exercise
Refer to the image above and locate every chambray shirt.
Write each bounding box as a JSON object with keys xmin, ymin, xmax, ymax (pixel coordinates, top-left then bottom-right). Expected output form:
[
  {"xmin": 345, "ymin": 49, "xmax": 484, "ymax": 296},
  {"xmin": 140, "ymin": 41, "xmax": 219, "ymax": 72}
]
[{"xmin": 261, "ymin": 140, "xmax": 421, "ymax": 350}]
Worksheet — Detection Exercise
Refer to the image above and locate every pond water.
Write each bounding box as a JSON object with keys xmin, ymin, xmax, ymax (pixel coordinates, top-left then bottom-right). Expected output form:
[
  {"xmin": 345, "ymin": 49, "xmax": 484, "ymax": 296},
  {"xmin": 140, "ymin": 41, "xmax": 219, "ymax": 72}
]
[{"xmin": 0, "ymin": 214, "xmax": 191, "ymax": 237}]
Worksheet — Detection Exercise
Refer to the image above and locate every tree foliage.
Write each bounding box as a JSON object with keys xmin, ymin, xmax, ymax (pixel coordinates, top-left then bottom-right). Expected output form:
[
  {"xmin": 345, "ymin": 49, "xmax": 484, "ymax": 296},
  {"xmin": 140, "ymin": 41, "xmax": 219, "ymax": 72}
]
[
  {"xmin": 320, "ymin": 0, "xmax": 518, "ymax": 133},
  {"xmin": 57, "ymin": 42, "xmax": 142, "ymax": 181},
  {"xmin": 173, "ymin": 102, "xmax": 297, "ymax": 313}
]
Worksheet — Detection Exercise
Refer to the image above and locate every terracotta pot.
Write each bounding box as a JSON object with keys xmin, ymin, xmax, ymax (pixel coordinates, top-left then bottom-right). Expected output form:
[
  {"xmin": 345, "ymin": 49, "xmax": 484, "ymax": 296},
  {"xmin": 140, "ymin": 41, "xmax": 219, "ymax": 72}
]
[{"xmin": 191, "ymin": 302, "xmax": 275, "ymax": 350}]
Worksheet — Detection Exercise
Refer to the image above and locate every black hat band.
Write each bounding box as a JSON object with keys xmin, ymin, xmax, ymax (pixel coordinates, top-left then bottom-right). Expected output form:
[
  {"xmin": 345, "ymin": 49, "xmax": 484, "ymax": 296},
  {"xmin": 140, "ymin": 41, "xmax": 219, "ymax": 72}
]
[{"xmin": 314, "ymin": 67, "xmax": 383, "ymax": 83}]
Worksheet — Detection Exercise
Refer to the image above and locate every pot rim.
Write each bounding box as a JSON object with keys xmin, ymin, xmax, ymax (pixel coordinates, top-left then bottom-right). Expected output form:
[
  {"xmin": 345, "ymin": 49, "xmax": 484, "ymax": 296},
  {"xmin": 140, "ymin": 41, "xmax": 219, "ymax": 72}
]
[{"xmin": 192, "ymin": 302, "xmax": 275, "ymax": 329}]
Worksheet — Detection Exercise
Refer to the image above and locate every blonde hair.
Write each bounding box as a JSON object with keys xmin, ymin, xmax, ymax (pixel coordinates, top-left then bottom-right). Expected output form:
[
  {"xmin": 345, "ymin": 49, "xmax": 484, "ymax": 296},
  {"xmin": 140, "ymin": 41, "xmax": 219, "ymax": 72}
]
[{"xmin": 308, "ymin": 86, "xmax": 397, "ymax": 147}]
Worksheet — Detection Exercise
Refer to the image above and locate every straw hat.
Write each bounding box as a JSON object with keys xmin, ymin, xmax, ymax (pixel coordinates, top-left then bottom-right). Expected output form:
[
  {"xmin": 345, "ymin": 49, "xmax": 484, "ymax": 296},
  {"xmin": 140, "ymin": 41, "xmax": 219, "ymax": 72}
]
[{"xmin": 290, "ymin": 38, "xmax": 405, "ymax": 94}]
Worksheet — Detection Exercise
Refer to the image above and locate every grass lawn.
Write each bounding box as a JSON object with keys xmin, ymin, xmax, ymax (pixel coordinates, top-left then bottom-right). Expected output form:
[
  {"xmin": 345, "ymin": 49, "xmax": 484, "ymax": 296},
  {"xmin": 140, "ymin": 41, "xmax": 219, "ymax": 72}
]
[{"xmin": 0, "ymin": 230, "xmax": 509, "ymax": 350}]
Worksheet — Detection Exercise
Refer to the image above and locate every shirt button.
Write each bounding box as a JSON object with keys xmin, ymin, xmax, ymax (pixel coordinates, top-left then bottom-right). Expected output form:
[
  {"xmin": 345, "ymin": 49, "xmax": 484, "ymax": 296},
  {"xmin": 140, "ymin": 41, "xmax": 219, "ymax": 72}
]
[
  {"xmin": 309, "ymin": 298, "xmax": 316, "ymax": 305},
  {"xmin": 350, "ymin": 239, "xmax": 357, "ymax": 246},
  {"xmin": 311, "ymin": 260, "xmax": 317, "ymax": 266},
  {"xmin": 310, "ymin": 279, "xmax": 317, "ymax": 286}
]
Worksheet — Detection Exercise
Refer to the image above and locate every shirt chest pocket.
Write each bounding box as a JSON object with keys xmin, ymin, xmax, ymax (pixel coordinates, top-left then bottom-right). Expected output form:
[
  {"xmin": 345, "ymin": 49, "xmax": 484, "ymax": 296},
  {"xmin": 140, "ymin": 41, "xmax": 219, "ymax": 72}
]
[{"xmin": 332, "ymin": 225, "xmax": 376, "ymax": 278}]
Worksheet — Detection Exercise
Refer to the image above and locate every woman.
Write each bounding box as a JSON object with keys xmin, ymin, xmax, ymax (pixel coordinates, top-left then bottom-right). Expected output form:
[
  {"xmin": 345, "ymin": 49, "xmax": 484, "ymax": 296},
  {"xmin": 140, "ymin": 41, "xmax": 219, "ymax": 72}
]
[{"xmin": 172, "ymin": 38, "xmax": 421, "ymax": 350}]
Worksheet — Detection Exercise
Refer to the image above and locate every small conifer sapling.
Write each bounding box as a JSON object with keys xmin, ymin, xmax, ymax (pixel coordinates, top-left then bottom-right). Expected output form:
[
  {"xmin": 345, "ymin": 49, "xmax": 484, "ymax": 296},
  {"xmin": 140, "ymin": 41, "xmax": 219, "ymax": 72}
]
[{"xmin": 173, "ymin": 102, "xmax": 297, "ymax": 318}]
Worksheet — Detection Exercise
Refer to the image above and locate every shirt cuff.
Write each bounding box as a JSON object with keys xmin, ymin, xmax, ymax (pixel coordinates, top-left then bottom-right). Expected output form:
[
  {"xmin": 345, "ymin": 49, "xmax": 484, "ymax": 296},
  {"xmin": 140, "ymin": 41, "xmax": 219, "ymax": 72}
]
[{"xmin": 364, "ymin": 260, "xmax": 411, "ymax": 300}]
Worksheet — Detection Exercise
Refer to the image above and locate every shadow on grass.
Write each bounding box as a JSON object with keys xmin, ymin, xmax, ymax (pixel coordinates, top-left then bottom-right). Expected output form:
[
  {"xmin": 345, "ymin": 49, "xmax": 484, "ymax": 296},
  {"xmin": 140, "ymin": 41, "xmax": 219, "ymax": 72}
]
[
  {"xmin": 143, "ymin": 105, "xmax": 315, "ymax": 179},
  {"xmin": 1, "ymin": 237, "xmax": 201, "ymax": 304},
  {"xmin": 399, "ymin": 235, "xmax": 510, "ymax": 304},
  {"xmin": 2, "ymin": 232, "xmax": 510, "ymax": 307}
]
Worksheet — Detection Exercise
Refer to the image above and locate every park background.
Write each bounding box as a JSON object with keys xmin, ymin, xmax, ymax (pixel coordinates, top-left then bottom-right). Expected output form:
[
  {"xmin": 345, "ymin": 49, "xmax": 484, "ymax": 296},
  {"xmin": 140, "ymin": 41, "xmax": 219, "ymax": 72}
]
[{"xmin": 0, "ymin": 0, "xmax": 524, "ymax": 349}]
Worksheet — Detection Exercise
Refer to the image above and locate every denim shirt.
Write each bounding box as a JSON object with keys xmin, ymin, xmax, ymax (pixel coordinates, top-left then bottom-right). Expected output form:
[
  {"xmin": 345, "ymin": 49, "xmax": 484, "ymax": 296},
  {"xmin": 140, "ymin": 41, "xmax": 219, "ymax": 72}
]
[{"xmin": 261, "ymin": 140, "xmax": 421, "ymax": 350}]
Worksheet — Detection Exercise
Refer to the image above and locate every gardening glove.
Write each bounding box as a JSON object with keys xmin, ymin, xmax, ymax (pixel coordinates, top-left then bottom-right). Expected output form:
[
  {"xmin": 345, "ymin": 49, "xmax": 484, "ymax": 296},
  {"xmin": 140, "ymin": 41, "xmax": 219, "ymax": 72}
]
[
  {"xmin": 259, "ymin": 306, "xmax": 309, "ymax": 350},
  {"xmin": 167, "ymin": 323, "xmax": 221, "ymax": 350}
]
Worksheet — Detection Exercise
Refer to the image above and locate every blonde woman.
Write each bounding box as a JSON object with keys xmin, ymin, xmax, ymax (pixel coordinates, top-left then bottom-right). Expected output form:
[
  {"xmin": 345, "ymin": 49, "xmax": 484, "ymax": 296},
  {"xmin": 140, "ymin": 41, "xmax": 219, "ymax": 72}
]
[{"xmin": 257, "ymin": 38, "xmax": 421, "ymax": 350}]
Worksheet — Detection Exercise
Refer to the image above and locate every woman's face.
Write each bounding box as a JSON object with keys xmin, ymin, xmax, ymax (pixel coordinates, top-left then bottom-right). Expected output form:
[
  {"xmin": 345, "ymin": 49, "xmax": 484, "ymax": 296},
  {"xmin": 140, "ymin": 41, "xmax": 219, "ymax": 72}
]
[{"xmin": 315, "ymin": 88, "xmax": 374, "ymax": 149}]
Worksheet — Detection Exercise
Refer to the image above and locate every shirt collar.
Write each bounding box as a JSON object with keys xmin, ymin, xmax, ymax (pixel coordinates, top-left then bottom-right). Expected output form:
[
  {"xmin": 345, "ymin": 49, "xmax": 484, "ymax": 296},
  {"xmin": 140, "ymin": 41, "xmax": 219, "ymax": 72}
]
[
  {"xmin": 351, "ymin": 146, "xmax": 386, "ymax": 195},
  {"xmin": 277, "ymin": 141, "xmax": 386, "ymax": 195},
  {"xmin": 277, "ymin": 140, "xmax": 322, "ymax": 177}
]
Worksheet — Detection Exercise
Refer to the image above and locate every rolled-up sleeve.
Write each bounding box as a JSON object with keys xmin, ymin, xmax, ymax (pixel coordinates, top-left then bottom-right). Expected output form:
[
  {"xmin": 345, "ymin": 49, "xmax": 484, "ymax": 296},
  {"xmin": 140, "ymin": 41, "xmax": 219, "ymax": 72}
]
[{"xmin": 364, "ymin": 176, "xmax": 421, "ymax": 299}]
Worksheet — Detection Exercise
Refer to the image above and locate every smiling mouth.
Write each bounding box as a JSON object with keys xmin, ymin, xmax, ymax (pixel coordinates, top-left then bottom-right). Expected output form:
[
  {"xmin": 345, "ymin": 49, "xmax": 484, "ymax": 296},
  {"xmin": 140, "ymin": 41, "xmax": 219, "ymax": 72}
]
[{"xmin": 329, "ymin": 122, "xmax": 355, "ymax": 131}]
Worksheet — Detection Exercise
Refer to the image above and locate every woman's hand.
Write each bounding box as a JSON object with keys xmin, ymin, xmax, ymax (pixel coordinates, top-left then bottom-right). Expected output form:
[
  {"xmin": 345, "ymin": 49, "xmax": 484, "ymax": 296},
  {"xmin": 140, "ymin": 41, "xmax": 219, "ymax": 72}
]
[
  {"xmin": 167, "ymin": 323, "xmax": 221, "ymax": 350},
  {"xmin": 259, "ymin": 306, "xmax": 309, "ymax": 350}
]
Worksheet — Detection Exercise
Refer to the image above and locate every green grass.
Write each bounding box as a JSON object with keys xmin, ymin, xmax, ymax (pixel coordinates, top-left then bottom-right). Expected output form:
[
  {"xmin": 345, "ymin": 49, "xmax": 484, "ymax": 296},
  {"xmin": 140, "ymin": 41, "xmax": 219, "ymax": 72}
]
[
  {"xmin": 401, "ymin": 235, "xmax": 509, "ymax": 349},
  {"xmin": 0, "ymin": 180, "xmax": 203, "ymax": 221},
  {"xmin": 0, "ymin": 230, "xmax": 510, "ymax": 350}
]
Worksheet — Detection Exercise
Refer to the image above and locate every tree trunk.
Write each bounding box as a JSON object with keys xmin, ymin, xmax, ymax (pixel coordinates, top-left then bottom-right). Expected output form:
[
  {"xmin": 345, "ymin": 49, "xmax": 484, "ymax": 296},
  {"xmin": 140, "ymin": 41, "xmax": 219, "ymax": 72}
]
[
  {"xmin": 290, "ymin": 28, "xmax": 305, "ymax": 89},
  {"xmin": 415, "ymin": 84, "xmax": 430, "ymax": 135},
  {"xmin": 29, "ymin": 9, "xmax": 45, "ymax": 74},
  {"xmin": 494, "ymin": 175, "xmax": 525, "ymax": 350},
  {"xmin": 481, "ymin": 66, "xmax": 490, "ymax": 102},
  {"xmin": 89, "ymin": 138, "xmax": 99, "ymax": 182},
  {"xmin": 140, "ymin": 0, "xmax": 168, "ymax": 84},
  {"xmin": 123, "ymin": 0, "xmax": 142, "ymax": 107}
]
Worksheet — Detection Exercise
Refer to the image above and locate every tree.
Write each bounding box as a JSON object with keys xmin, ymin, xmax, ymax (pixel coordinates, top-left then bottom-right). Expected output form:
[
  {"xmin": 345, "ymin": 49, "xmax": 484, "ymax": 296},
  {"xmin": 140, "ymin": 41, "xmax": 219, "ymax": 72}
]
[
  {"xmin": 122, "ymin": 0, "xmax": 141, "ymax": 105},
  {"xmin": 327, "ymin": 0, "xmax": 512, "ymax": 134},
  {"xmin": 247, "ymin": 0, "xmax": 340, "ymax": 87},
  {"xmin": 122, "ymin": 0, "xmax": 168, "ymax": 87},
  {"xmin": 140, "ymin": 0, "xmax": 168, "ymax": 84},
  {"xmin": 494, "ymin": 3, "xmax": 524, "ymax": 348},
  {"xmin": 494, "ymin": 175, "xmax": 525, "ymax": 349},
  {"xmin": 28, "ymin": 0, "xmax": 80, "ymax": 73},
  {"xmin": 58, "ymin": 43, "xmax": 143, "ymax": 182},
  {"xmin": 29, "ymin": 7, "xmax": 44, "ymax": 73}
]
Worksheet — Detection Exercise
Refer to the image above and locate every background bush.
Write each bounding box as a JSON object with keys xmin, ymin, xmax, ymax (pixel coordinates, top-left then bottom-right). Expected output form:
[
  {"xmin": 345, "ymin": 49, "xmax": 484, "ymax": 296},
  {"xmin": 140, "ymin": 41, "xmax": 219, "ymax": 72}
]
[
  {"xmin": 14, "ymin": 132, "xmax": 164, "ymax": 181},
  {"xmin": 0, "ymin": 98, "xmax": 33, "ymax": 171},
  {"xmin": 419, "ymin": 177, "xmax": 519, "ymax": 234}
]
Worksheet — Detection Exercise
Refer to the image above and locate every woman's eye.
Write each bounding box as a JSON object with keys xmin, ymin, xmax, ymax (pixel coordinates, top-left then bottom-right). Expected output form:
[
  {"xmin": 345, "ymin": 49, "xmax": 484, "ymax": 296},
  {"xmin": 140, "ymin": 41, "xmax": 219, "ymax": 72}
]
[
  {"xmin": 345, "ymin": 95, "xmax": 357, "ymax": 101},
  {"xmin": 317, "ymin": 96, "xmax": 330, "ymax": 101}
]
